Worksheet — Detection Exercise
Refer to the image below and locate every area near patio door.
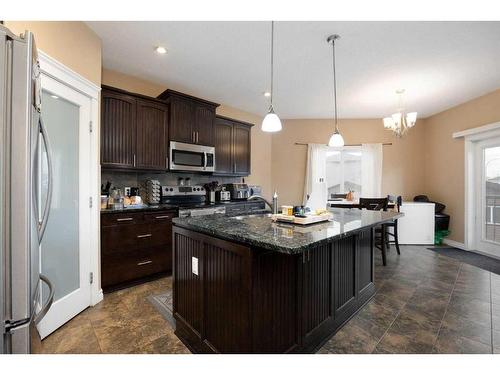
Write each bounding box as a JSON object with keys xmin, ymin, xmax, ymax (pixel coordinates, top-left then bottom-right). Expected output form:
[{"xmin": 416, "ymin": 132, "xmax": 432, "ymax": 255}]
[{"xmin": 476, "ymin": 140, "xmax": 500, "ymax": 256}]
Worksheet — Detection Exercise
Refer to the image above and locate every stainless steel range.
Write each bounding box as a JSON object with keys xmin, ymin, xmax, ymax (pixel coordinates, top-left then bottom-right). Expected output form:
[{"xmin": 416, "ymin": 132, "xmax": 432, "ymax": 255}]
[{"xmin": 160, "ymin": 185, "xmax": 226, "ymax": 218}]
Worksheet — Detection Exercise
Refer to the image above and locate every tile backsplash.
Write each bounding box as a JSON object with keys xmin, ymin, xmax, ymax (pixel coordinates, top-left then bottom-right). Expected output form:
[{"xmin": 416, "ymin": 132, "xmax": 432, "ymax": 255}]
[{"xmin": 101, "ymin": 170, "xmax": 243, "ymax": 194}]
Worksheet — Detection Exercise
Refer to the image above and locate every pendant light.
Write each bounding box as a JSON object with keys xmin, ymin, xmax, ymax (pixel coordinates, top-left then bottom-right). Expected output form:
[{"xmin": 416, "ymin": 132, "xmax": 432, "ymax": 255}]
[
  {"xmin": 261, "ymin": 21, "xmax": 282, "ymax": 132},
  {"xmin": 327, "ymin": 34, "xmax": 344, "ymax": 147}
]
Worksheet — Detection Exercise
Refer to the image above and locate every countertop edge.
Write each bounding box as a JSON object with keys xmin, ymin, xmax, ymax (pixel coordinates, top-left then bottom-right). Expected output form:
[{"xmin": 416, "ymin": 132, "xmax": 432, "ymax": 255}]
[{"xmin": 172, "ymin": 212, "xmax": 404, "ymax": 255}]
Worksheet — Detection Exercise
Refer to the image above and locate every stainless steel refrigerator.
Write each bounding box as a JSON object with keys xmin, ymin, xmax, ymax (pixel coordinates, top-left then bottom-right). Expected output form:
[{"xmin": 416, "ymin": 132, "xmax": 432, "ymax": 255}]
[{"xmin": 1, "ymin": 25, "xmax": 54, "ymax": 354}]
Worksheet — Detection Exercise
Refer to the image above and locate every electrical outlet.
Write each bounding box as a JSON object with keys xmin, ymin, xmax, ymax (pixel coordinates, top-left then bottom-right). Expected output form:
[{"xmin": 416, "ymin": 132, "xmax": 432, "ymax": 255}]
[
  {"xmin": 192, "ymin": 257, "xmax": 198, "ymax": 276},
  {"xmin": 124, "ymin": 187, "xmax": 131, "ymax": 197}
]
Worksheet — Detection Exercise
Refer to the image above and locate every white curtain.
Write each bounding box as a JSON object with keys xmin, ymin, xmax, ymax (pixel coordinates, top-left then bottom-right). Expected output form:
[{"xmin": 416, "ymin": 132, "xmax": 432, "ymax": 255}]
[
  {"xmin": 361, "ymin": 143, "xmax": 383, "ymax": 198},
  {"xmin": 303, "ymin": 144, "xmax": 328, "ymax": 209}
]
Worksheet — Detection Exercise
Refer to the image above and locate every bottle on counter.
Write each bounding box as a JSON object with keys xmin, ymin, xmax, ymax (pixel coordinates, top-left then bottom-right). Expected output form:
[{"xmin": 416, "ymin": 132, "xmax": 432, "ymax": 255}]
[{"xmin": 272, "ymin": 191, "xmax": 278, "ymax": 215}]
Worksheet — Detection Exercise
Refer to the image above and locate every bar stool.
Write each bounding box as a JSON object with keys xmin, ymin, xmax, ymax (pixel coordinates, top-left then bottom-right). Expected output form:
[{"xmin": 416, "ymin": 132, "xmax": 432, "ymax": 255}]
[{"xmin": 359, "ymin": 197, "xmax": 389, "ymax": 266}]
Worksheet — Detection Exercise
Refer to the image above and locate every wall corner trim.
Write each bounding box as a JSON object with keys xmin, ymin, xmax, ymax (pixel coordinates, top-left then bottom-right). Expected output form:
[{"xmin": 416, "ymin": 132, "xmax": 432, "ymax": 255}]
[{"xmin": 452, "ymin": 121, "xmax": 500, "ymax": 139}]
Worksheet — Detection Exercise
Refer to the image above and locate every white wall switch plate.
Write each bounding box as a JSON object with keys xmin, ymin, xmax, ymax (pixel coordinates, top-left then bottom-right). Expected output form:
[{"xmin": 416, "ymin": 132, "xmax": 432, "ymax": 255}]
[{"xmin": 192, "ymin": 256, "xmax": 199, "ymax": 276}]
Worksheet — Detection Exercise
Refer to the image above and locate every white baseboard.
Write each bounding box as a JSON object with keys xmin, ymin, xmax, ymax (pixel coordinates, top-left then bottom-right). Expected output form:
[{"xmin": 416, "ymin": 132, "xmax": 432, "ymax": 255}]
[
  {"xmin": 91, "ymin": 289, "xmax": 104, "ymax": 306},
  {"xmin": 442, "ymin": 239, "xmax": 468, "ymax": 250}
]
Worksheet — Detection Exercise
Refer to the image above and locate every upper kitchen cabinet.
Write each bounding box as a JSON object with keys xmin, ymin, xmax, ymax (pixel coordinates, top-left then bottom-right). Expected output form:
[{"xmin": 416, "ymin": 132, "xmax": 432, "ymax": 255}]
[
  {"xmin": 157, "ymin": 89, "xmax": 219, "ymax": 147},
  {"xmin": 101, "ymin": 89, "xmax": 137, "ymax": 169},
  {"xmin": 135, "ymin": 99, "xmax": 168, "ymax": 170},
  {"xmin": 101, "ymin": 86, "xmax": 168, "ymax": 171},
  {"xmin": 214, "ymin": 116, "xmax": 253, "ymax": 176}
]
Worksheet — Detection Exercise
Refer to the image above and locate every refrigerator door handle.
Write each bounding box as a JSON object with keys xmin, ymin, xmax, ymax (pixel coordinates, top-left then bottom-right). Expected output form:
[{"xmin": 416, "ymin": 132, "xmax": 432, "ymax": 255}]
[
  {"xmin": 37, "ymin": 116, "xmax": 53, "ymax": 241},
  {"xmin": 33, "ymin": 274, "xmax": 54, "ymax": 325}
]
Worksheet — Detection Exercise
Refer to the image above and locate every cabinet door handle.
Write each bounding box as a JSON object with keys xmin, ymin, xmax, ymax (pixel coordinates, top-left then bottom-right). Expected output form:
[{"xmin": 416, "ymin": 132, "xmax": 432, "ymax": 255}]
[
  {"xmin": 137, "ymin": 260, "xmax": 153, "ymax": 266},
  {"xmin": 133, "ymin": 154, "xmax": 136, "ymax": 167},
  {"xmin": 155, "ymin": 215, "xmax": 171, "ymax": 219},
  {"xmin": 137, "ymin": 234, "xmax": 152, "ymax": 238},
  {"xmin": 192, "ymin": 131, "xmax": 195, "ymax": 143},
  {"xmin": 116, "ymin": 217, "xmax": 133, "ymax": 222},
  {"xmin": 196, "ymin": 131, "xmax": 199, "ymax": 143}
]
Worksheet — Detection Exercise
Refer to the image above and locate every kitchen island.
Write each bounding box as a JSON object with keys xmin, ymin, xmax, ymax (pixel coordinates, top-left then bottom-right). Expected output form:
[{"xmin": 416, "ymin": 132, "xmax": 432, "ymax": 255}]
[{"xmin": 171, "ymin": 209, "xmax": 402, "ymax": 353}]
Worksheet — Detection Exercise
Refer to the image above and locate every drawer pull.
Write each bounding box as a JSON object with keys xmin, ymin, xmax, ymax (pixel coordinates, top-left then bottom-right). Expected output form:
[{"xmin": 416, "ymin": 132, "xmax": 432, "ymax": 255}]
[
  {"xmin": 137, "ymin": 234, "xmax": 152, "ymax": 238},
  {"xmin": 155, "ymin": 215, "xmax": 171, "ymax": 219},
  {"xmin": 137, "ymin": 260, "xmax": 153, "ymax": 266},
  {"xmin": 116, "ymin": 217, "xmax": 133, "ymax": 222}
]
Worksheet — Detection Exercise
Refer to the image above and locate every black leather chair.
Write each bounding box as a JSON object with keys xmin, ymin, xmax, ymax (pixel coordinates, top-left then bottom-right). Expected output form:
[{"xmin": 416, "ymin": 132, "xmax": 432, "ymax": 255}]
[{"xmin": 359, "ymin": 197, "xmax": 390, "ymax": 266}]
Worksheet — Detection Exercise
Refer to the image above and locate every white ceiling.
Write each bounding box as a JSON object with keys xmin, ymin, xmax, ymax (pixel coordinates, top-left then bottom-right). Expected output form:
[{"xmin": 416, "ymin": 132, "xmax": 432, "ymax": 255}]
[{"xmin": 87, "ymin": 21, "xmax": 500, "ymax": 119}]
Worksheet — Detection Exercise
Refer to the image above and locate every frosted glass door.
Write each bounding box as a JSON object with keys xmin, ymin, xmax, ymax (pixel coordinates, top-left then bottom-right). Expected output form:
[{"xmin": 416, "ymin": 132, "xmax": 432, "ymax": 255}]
[
  {"xmin": 40, "ymin": 91, "xmax": 80, "ymax": 300},
  {"xmin": 37, "ymin": 73, "xmax": 92, "ymax": 339}
]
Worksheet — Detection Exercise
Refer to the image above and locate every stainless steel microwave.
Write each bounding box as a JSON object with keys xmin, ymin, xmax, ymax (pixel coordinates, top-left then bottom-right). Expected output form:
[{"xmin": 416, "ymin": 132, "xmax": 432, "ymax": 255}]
[{"xmin": 169, "ymin": 141, "xmax": 215, "ymax": 172}]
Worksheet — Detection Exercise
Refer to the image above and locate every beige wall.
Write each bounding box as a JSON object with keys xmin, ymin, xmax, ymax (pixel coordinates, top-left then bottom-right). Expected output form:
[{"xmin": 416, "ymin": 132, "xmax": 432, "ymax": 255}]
[
  {"xmin": 5, "ymin": 21, "xmax": 102, "ymax": 85},
  {"xmin": 423, "ymin": 89, "xmax": 500, "ymax": 243},
  {"xmin": 101, "ymin": 69, "xmax": 273, "ymax": 199},
  {"xmin": 271, "ymin": 119, "xmax": 426, "ymax": 206}
]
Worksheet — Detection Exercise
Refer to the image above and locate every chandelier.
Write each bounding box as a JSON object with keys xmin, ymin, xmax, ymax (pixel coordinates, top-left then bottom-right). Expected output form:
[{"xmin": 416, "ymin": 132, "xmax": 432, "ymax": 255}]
[{"xmin": 383, "ymin": 89, "xmax": 417, "ymax": 137}]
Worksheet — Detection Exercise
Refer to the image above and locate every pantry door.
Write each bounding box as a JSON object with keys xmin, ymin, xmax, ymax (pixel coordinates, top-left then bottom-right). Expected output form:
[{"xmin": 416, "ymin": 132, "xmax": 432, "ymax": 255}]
[{"xmin": 36, "ymin": 68, "xmax": 94, "ymax": 339}]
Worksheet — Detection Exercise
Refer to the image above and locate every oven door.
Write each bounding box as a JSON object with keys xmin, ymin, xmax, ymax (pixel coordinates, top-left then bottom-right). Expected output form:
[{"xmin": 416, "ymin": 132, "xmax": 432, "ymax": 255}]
[{"xmin": 169, "ymin": 141, "xmax": 214, "ymax": 172}]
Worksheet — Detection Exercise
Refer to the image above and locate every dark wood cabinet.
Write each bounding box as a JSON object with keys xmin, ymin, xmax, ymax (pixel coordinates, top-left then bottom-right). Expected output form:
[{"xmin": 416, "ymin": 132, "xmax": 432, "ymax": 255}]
[
  {"xmin": 172, "ymin": 226, "xmax": 375, "ymax": 353},
  {"xmin": 169, "ymin": 96, "xmax": 194, "ymax": 144},
  {"xmin": 158, "ymin": 89, "xmax": 219, "ymax": 147},
  {"xmin": 135, "ymin": 99, "xmax": 168, "ymax": 170},
  {"xmin": 214, "ymin": 116, "xmax": 253, "ymax": 176},
  {"xmin": 194, "ymin": 103, "xmax": 216, "ymax": 146},
  {"xmin": 101, "ymin": 86, "xmax": 168, "ymax": 171},
  {"xmin": 101, "ymin": 90, "xmax": 136, "ymax": 169},
  {"xmin": 214, "ymin": 117, "xmax": 233, "ymax": 174},
  {"xmin": 233, "ymin": 123, "xmax": 251, "ymax": 175},
  {"xmin": 101, "ymin": 209, "xmax": 176, "ymax": 291}
]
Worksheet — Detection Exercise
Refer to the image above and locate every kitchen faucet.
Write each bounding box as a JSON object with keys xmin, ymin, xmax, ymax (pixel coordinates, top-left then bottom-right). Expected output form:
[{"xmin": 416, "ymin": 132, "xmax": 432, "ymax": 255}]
[{"xmin": 248, "ymin": 191, "xmax": 278, "ymax": 214}]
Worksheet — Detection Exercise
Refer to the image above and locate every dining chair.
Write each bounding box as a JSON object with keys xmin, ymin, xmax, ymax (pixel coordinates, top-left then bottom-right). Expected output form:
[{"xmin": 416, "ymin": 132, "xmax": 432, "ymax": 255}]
[
  {"xmin": 385, "ymin": 195, "xmax": 402, "ymax": 255},
  {"xmin": 359, "ymin": 197, "xmax": 389, "ymax": 266}
]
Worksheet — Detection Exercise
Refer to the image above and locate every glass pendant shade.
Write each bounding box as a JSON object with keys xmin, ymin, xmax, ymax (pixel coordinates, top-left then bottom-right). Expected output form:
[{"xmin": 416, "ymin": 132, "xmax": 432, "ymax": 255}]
[
  {"xmin": 261, "ymin": 109, "xmax": 282, "ymax": 132},
  {"xmin": 328, "ymin": 131, "xmax": 345, "ymax": 147},
  {"xmin": 391, "ymin": 112, "xmax": 402, "ymax": 128},
  {"xmin": 383, "ymin": 117, "xmax": 394, "ymax": 129},
  {"xmin": 406, "ymin": 112, "xmax": 417, "ymax": 127}
]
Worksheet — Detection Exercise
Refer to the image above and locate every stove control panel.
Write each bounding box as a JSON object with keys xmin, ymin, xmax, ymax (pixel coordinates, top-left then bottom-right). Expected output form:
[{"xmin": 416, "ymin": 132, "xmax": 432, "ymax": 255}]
[{"xmin": 161, "ymin": 185, "xmax": 206, "ymax": 197}]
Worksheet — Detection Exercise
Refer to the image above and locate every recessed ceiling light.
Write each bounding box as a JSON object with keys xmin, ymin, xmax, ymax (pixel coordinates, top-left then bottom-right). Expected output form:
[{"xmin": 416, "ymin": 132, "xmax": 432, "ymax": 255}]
[
  {"xmin": 263, "ymin": 92, "xmax": 271, "ymax": 97},
  {"xmin": 155, "ymin": 46, "xmax": 167, "ymax": 54},
  {"xmin": 50, "ymin": 95, "xmax": 59, "ymax": 99}
]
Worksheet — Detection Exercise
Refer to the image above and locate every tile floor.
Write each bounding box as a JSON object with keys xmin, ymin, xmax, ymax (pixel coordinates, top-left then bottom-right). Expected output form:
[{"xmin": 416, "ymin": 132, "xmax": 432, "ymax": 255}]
[{"xmin": 41, "ymin": 245, "xmax": 500, "ymax": 354}]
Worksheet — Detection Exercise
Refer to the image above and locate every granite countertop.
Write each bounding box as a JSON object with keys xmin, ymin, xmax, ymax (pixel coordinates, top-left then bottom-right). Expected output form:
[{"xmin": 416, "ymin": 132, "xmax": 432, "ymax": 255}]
[
  {"xmin": 100, "ymin": 199, "xmax": 263, "ymax": 214},
  {"xmin": 172, "ymin": 208, "xmax": 404, "ymax": 254},
  {"xmin": 100, "ymin": 204, "xmax": 178, "ymax": 214}
]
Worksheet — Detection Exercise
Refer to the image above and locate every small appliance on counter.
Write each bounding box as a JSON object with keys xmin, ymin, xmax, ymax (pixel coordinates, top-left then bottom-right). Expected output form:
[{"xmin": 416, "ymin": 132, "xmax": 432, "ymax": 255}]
[
  {"xmin": 248, "ymin": 185, "xmax": 262, "ymax": 197},
  {"xmin": 204, "ymin": 181, "xmax": 219, "ymax": 204},
  {"xmin": 216, "ymin": 186, "xmax": 231, "ymax": 202},
  {"xmin": 224, "ymin": 183, "xmax": 250, "ymax": 200}
]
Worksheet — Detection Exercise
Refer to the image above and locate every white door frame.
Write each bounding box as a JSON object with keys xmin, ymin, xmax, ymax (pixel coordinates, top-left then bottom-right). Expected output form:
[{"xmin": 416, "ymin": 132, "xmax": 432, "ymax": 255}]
[
  {"xmin": 454, "ymin": 121, "xmax": 500, "ymax": 256},
  {"xmin": 37, "ymin": 52, "xmax": 102, "ymax": 316}
]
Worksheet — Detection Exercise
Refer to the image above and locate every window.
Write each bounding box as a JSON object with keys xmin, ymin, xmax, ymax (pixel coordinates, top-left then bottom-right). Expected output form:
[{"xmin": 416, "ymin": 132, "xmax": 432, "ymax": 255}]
[{"xmin": 326, "ymin": 147, "xmax": 362, "ymax": 198}]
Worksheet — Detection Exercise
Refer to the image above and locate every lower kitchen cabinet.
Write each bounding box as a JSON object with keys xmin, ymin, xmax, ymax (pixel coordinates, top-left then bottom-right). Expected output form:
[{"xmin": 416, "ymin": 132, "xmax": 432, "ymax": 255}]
[
  {"xmin": 172, "ymin": 226, "xmax": 375, "ymax": 353},
  {"xmin": 101, "ymin": 210, "xmax": 176, "ymax": 291}
]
